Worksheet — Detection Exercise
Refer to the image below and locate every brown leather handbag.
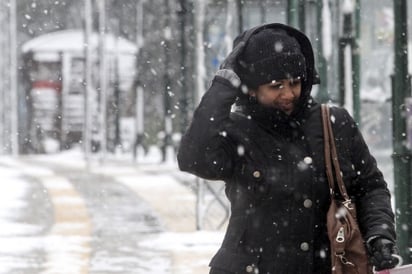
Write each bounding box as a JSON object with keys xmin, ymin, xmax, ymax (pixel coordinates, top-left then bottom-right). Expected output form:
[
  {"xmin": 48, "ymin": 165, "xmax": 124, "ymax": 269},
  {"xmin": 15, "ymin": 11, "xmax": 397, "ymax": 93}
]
[{"xmin": 321, "ymin": 104, "xmax": 372, "ymax": 274}]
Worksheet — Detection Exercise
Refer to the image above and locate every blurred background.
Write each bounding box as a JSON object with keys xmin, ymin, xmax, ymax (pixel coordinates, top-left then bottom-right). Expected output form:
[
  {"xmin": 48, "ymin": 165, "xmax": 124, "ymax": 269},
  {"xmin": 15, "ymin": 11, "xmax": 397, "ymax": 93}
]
[
  {"xmin": 0, "ymin": 0, "xmax": 412, "ymax": 271},
  {"xmin": 0, "ymin": 0, "xmax": 405, "ymax": 158}
]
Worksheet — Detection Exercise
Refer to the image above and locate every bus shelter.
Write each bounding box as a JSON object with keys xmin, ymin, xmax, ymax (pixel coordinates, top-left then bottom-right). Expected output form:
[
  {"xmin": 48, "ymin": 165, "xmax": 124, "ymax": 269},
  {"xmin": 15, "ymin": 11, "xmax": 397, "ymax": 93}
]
[{"xmin": 22, "ymin": 30, "xmax": 137, "ymax": 153}]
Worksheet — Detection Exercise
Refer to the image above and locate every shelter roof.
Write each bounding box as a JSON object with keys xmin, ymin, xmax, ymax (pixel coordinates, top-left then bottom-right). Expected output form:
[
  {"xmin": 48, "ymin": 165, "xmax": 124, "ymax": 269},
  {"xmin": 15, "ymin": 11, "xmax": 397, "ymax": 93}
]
[{"xmin": 22, "ymin": 29, "xmax": 137, "ymax": 61}]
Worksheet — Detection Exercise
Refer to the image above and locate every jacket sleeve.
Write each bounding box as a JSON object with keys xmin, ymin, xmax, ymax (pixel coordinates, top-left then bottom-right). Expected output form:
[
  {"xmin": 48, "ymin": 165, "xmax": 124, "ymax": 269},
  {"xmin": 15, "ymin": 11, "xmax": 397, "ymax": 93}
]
[
  {"xmin": 343, "ymin": 110, "xmax": 396, "ymax": 242},
  {"xmin": 177, "ymin": 76, "xmax": 238, "ymax": 180}
]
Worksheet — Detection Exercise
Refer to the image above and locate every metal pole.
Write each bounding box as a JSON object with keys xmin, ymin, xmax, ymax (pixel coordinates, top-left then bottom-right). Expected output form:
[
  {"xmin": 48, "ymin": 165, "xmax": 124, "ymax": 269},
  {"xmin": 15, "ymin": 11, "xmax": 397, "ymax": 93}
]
[
  {"xmin": 98, "ymin": 0, "xmax": 107, "ymax": 161},
  {"xmin": 9, "ymin": 0, "xmax": 18, "ymax": 156},
  {"xmin": 196, "ymin": 177, "xmax": 205, "ymax": 230},
  {"xmin": 351, "ymin": 0, "xmax": 361, "ymax": 124},
  {"xmin": 298, "ymin": 0, "xmax": 306, "ymax": 32},
  {"xmin": 338, "ymin": 38, "xmax": 346, "ymax": 105},
  {"xmin": 225, "ymin": 0, "xmax": 235, "ymax": 50},
  {"xmin": 113, "ymin": 30, "xmax": 121, "ymax": 153},
  {"xmin": 343, "ymin": 40, "xmax": 353, "ymax": 114},
  {"xmin": 163, "ymin": 0, "xmax": 174, "ymax": 162},
  {"xmin": 84, "ymin": 0, "xmax": 93, "ymax": 163},
  {"xmin": 60, "ymin": 52, "xmax": 71, "ymax": 150},
  {"xmin": 259, "ymin": 0, "xmax": 266, "ymax": 24},
  {"xmin": 178, "ymin": 0, "xmax": 189, "ymax": 134},
  {"xmin": 134, "ymin": 0, "xmax": 145, "ymax": 161},
  {"xmin": 236, "ymin": 0, "xmax": 243, "ymax": 33},
  {"xmin": 287, "ymin": 0, "xmax": 299, "ymax": 29},
  {"xmin": 194, "ymin": 0, "xmax": 206, "ymax": 105},
  {"xmin": 134, "ymin": 85, "xmax": 144, "ymax": 160},
  {"xmin": 392, "ymin": 0, "xmax": 412, "ymax": 263},
  {"xmin": 339, "ymin": 0, "xmax": 360, "ymax": 123},
  {"xmin": 316, "ymin": 0, "xmax": 328, "ymax": 103},
  {"xmin": 340, "ymin": 1, "xmax": 354, "ymax": 114}
]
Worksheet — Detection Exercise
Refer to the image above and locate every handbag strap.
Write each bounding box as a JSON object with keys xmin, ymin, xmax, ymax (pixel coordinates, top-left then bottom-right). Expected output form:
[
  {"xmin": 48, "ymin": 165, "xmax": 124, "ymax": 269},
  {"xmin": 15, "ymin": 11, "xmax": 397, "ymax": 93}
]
[{"xmin": 321, "ymin": 104, "xmax": 351, "ymax": 201}]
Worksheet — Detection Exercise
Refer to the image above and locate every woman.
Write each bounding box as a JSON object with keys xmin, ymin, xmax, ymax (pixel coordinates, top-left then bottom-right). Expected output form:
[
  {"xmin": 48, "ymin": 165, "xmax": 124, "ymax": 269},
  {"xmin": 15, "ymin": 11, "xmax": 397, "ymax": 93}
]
[{"xmin": 177, "ymin": 23, "xmax": 398, "ymax": 274}]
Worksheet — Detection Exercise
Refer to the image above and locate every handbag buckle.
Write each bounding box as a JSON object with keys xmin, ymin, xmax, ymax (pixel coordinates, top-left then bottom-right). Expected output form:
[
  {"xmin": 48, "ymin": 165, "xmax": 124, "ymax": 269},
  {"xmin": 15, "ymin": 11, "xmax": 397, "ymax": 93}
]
[
  {"xmin": 335, "ymin": 251, "xmax": 355, "ymax": 267},
  {"xmin": 342, "ymin": 199, "xmax": 354, "ymax": 210}
]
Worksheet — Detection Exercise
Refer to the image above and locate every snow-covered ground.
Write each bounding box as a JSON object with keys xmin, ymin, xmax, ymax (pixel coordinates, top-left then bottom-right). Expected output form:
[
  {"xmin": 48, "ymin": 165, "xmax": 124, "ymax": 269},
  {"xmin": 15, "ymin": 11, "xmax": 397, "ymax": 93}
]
[
  {"xmin": 0, "ymin": 142, "xmax": 398, "ymax": 274},
  {"xmin": 0, "ymin": 150, "xmax": 224, "ymax": 274}
]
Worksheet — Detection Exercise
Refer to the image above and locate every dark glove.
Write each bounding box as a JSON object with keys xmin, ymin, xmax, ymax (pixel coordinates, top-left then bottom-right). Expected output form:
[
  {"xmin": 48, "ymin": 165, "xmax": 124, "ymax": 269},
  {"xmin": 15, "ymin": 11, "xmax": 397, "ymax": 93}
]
[
  {"xmin": 215, "ymin": 41, "xmax": 246, "ymax": 90},
  {"xmin": 368, "ymin": 237, "xmax": 400, "ymax": 271},
  {"xmin": 219, "ymin": 41, "xmax": 246, "ymax": 71}
]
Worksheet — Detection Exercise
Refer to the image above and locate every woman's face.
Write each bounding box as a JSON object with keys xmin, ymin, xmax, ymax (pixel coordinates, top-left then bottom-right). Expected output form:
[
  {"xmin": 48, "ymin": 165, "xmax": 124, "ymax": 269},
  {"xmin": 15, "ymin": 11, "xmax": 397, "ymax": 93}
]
[{"xmin": 249, "ymin": 78, "xmax": 302, "ymax": 115}]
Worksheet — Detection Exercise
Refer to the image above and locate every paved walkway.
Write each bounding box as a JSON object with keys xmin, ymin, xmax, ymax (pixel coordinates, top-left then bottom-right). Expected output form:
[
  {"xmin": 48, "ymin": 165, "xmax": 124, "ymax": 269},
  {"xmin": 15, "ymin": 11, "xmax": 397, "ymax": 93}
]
[
  {"xmin": 92, "ymin": 160, "xmax": 220, "ymax": 274},
  {"xmin": 2, "ymin": 155, "xmax": 222, "ymax": 274}
]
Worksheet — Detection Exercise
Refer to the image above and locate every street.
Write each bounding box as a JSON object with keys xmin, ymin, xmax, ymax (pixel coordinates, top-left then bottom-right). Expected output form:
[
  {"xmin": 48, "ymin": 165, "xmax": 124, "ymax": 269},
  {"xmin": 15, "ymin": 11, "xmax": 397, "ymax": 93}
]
[{"xmin": 0, "ymin": 153, "xmax": 223, "ymax": 274}]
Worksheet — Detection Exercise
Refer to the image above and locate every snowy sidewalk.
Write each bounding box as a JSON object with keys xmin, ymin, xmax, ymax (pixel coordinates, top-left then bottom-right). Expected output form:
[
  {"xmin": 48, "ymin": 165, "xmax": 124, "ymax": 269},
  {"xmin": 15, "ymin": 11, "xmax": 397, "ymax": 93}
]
[
  {"xmin": 91, "ymin": 160, "xmax": 224, "ymax": 274},
  {"xmin": 8, "ymin": 152, "xmax": 224, "ymax": 274},
  {"xmin": 97, "ymin": 163, "xmax": 198, "ymax": 232}
]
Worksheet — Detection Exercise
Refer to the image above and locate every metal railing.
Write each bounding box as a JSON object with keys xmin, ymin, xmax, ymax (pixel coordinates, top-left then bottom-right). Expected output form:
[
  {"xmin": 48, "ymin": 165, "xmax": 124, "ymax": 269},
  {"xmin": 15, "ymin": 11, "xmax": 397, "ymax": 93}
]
[{"xmin": 195, "ymin": 177, "xmax": 230, "ymax": 231}]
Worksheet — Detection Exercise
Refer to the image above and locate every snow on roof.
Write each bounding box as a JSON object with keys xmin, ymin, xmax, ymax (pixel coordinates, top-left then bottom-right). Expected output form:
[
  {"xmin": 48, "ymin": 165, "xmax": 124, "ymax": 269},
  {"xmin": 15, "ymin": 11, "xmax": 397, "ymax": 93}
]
[{"xmin": 22, "ymin": 29, "xmax": 137, "ymax": 61}]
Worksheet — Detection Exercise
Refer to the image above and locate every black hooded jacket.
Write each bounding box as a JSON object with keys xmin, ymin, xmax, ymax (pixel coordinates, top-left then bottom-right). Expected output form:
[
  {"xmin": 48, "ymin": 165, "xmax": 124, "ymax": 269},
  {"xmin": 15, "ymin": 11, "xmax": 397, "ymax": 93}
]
[{"xmin": 177, "ymin": 23, "xmax": 395, "ymax": 274}]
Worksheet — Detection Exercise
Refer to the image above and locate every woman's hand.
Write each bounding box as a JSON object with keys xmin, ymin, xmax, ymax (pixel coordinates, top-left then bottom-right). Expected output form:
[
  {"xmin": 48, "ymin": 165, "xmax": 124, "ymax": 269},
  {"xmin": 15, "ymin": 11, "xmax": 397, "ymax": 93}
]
[
  {"xmin": 367, "ymin": 237, "xmax": 400, "ymax": 271},
  {"xmin": 219, "ymin": 41, "xmax": 245, "ymax": 71},
  {"xmin": 215, "ymin": 42, "xmax": 246, "ymax": 90}
]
